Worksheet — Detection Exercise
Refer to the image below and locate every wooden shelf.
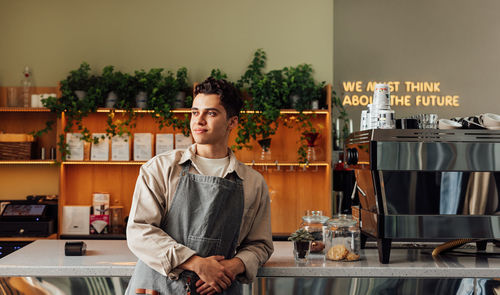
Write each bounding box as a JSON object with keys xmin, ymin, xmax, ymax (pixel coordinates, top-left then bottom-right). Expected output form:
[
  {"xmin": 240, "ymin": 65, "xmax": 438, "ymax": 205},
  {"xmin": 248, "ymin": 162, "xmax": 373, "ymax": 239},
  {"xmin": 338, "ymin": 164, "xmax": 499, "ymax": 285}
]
[
  {"xmin": 62, "ymin": 160, "xmax": 329, "ymax": 166},
  {"xmin": 0, "ymin": 160, "xmax": 57, "ymax": 165},
  {"xmin": 0, "ymin": 233, "xmax": 57, "ymax": 242},
  {"xmin": 0, "ymin": 107, "xmax": 51, "ymax": 112},
  {"xmin": 63, "ymin": 161, "xmax": 145, "ymax": 165},
  {"xmin": 94, "ymin": 108, "xmax": 329, "ymax": 115},
  {"xmin": 245, "ymin": 162, "xmax": 329, "ymax": 167}
]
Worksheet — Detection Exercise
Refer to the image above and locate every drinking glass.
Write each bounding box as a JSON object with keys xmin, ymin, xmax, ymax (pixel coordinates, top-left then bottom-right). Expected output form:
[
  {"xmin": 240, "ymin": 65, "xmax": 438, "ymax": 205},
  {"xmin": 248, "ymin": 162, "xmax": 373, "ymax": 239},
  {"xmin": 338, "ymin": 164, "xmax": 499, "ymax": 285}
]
[{"xmin": 7, "ymin": 87, "xmax": 18, "ymax": 107}]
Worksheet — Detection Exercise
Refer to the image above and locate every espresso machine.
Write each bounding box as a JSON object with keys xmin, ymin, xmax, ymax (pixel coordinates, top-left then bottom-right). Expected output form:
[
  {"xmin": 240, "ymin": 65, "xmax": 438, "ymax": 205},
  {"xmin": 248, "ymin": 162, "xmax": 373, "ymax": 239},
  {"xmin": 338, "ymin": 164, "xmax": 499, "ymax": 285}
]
[{"xmin": 345, "ymin": 129, "xmax": 500, "ymax": 263}]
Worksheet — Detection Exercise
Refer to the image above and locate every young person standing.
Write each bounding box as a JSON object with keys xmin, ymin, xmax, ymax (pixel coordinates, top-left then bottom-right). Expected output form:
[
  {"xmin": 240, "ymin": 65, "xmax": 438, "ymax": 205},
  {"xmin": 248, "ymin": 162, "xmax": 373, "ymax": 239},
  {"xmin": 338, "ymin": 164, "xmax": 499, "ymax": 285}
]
[{"xmin": 126, "ymin": 77, "xmax": 274, "ymax": 295}]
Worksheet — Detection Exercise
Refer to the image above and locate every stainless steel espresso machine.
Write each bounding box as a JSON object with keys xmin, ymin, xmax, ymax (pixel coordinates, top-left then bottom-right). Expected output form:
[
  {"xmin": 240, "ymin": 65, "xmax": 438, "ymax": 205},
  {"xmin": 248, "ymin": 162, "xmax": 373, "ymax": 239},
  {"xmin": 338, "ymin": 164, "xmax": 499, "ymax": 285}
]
[{"xmin": 345, "ymin": 129, "xmax": 500, "ymax": 263}]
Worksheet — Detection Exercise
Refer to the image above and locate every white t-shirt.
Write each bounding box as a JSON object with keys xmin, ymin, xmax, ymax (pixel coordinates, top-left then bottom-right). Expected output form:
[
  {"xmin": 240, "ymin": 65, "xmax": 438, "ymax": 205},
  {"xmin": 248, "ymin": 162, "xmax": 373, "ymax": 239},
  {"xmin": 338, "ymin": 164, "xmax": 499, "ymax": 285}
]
[{"xmin": 193, "ymin": 154, "xmax": 230, "ymax": 178}]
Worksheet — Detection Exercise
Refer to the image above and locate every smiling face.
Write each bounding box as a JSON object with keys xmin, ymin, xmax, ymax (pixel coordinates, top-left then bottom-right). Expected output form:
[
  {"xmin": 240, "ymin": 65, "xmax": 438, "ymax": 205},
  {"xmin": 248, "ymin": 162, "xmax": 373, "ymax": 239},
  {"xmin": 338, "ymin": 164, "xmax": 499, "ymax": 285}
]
[{"xmin": 190, "ymin": 93, "xmax": 238, "ymax": 148}]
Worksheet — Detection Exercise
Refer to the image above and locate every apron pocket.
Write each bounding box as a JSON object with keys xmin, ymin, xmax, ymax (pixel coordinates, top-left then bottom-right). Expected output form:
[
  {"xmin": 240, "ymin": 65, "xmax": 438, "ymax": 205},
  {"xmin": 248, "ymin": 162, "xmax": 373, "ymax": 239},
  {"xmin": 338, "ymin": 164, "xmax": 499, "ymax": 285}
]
[{"xmin": 187, "ymin": 235, "xmax": 222, "ymax": 257}]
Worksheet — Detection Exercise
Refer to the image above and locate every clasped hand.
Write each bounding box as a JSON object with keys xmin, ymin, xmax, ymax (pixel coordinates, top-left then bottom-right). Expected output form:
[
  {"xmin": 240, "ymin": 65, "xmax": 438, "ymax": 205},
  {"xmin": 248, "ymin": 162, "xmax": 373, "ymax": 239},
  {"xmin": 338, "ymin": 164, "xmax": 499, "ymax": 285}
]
[{"xmin": 193, "ymin": 256, "xmax": 241, "ymax": 295}]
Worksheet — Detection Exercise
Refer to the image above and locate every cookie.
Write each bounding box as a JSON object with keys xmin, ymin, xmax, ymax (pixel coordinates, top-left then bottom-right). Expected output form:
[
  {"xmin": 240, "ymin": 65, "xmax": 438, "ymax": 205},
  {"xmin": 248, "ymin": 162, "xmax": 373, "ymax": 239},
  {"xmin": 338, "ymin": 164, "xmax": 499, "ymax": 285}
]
[
  {"xmin": 326, "ymin": 244, "xmax": 349, "ymax": 261},
  {"xmin": 346, "ymin": 251, "xmax": 360, "ymax": 261}
]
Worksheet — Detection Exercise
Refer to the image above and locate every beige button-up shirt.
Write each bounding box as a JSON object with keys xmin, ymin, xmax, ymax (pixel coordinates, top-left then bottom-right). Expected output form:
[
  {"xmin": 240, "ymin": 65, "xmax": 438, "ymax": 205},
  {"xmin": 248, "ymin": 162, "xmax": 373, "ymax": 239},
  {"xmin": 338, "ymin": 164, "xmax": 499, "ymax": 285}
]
[{"xmin": 127, "ymin": 144, "xmax": 274, "ymax": 283}]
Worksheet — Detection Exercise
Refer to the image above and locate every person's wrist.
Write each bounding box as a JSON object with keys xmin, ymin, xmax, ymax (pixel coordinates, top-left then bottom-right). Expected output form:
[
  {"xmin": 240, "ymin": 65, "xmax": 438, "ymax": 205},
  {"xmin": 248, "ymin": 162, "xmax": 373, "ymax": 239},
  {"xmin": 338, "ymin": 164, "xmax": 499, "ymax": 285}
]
[
  {"xmin": 179, "ymin": 255, "xmax": 201, "ymax": 272},
  {"xmin": 232, "ymin": 257, "xmax": 245, "ymax": 275}
]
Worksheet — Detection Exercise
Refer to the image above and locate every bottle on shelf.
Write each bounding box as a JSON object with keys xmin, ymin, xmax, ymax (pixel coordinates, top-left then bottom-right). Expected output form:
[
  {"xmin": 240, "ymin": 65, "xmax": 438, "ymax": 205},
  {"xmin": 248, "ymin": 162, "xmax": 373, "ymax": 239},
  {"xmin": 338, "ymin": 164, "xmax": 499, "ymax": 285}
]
[{"xmin": 21, "ymin": 66, "xmax": 32, "ymax": 107}]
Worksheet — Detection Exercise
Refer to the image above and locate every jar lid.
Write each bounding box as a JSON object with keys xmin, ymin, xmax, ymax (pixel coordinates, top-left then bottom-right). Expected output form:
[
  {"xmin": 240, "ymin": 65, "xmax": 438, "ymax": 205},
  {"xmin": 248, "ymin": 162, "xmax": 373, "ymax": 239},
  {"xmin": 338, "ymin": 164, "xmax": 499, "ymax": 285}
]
[
  {"xmin": 302, "ymin": 215, "xmax": 330, "ymax": 223},
  {"xmin": 327, "ymin": 214, "xmax": 357, "ymax": 228}
]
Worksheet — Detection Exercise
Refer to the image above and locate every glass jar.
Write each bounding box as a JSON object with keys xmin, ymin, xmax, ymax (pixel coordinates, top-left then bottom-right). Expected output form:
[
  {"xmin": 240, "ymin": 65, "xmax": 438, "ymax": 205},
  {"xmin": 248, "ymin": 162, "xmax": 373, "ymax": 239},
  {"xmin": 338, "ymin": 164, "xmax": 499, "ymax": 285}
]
[
  {"xmin": 324, "ymin": 214, "xmax": 360, "ymax": 261},
  {"xmin": 300, "ymin": 210, "xmax": 329, "ymax": 254},
  {"xmin": 293, "ymin": 240, "xmax": 311, "ymax": 263}
]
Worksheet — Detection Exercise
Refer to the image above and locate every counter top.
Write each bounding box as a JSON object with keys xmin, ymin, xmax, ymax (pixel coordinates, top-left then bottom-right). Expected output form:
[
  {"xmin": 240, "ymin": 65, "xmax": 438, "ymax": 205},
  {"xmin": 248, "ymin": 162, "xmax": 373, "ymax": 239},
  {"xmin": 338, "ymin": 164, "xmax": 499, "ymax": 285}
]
[
  {"xmin": 0, "ymin": 240, "xmax": 135, "ymax": 277},
  {"xmin": 0, "ymin": 240, "xmax": 499, "ymax": 278}
]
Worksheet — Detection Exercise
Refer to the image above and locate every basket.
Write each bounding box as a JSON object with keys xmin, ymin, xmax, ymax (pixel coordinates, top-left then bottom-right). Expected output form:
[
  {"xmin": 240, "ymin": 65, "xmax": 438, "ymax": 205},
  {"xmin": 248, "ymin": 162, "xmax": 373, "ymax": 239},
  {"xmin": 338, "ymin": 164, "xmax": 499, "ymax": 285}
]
[{"xmin": 0, "ymin": 133, "xmax": 35, "ymax": 160}]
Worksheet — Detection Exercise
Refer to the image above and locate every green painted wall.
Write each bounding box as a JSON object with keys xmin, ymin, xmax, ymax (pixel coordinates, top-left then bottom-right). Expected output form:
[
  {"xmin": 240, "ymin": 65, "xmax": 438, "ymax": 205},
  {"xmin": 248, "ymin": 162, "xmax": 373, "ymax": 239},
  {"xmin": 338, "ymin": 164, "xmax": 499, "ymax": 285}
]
[
  {"xmin": 0, "ymin": 0, "xmax": 333, "ymax": 199},
  {"xmin": 0, "ymin": 0, "xmax": 333, "ymax": 87}
]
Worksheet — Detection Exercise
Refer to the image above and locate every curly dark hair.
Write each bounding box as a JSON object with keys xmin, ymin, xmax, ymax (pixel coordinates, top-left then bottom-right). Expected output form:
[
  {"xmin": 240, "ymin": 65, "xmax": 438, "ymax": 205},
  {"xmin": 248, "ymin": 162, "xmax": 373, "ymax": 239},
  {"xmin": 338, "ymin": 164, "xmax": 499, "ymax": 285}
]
[{"xmin": 194, "ymin": 77, "xmax": 243, "ymax": 118}]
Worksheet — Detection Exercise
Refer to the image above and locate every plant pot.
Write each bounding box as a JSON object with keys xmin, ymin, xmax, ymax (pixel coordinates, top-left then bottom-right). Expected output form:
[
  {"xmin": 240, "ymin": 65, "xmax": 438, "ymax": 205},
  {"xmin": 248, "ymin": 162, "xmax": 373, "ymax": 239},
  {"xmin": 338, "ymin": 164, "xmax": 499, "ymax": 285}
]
[
  {"xmin": 135, "ymin": 91, "xmax": 147, "ymax": 109},
  {"xmin": 293, "ymin": 241, "xmax": 311, "ymax": 262},
  {"xmin": 304, "ymin": 132, "xmax": 319, "ymax": 147},
  {"xmin": 311, "ymin": 99, "xmax": 319, "ymax": 110},
  {"xmin": 74, "ymin": 90, "xmax": 87, "ymax": 101},
  {"xmin": 258, "ymin": 138, "xmax": 272, "ymax": 161},
  {"xmin": 105, "ymin": 91, "xmax": 118, "ymax": 108},
  {"xmin": 173, "ymin": 91, "xmax": 186, "ymax": 109},
  {"xmin": 290, "ymin": 94, "xmax": 300, "ymax": 109}
]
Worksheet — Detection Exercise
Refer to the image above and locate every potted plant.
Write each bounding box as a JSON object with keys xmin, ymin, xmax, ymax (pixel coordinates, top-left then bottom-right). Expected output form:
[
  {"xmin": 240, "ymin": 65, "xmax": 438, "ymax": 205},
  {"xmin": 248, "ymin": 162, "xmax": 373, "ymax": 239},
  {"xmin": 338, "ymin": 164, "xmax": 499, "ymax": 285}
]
[
  {"xmin": 41, "ymin": 62, "xmax": 101, "ymax": 160},
  {"xmin": 100, "ymin": 66, "xmax": 129, "ymax": 109},
  {"xmin": 131, "ymin": 68, "xmax": 164, "ymax": 109},
  {"xmin": 288, "ymin": 228, "xmax": 314, "ymax": 262},
  {"xmin": 284, "ymin": 64, "xmax": 325, "ymax": 111},
  {"xmin": 235, "ymin": 49, "xmax": 286, "ymax": 153},
  {"xmin": 65, "ymin": 62, "xmax": 94, "ymax": 100},
  {"xmin": 210, "ymin": 68, "xmax": 228, "ymax": 80},
  {"xmin": 173, "ymin": 67, "xmax": 192, "ymax": 108},
  {"xmin": 147, "ymin": 69, "xmax": 191, "ymax": 136}
]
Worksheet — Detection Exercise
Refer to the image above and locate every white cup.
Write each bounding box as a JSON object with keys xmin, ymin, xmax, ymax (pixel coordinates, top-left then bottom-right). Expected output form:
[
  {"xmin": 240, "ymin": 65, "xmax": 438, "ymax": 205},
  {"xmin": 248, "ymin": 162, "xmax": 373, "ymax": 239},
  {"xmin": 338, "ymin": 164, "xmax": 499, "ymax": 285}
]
[
  {"xmin": 481, "ymin": 113, "xmax": 500, "ymax": 127},
  {"xmin": 31, "ymin": 94, "xmax": 40, "ymax": 108},
  {"xmin": 377, "ymin": 109, "xmax": 395, "ymax": 129},
  {"xmin": 360, "ymin": 110, "xmax": 368, "ymax": 131},
  {"xmin": 373, "ymin": 83, "xmax": 391, "ymax": 109},
  {"xmin": 438, "ymin": 119, "xmax": 462, "ymax": 129}
]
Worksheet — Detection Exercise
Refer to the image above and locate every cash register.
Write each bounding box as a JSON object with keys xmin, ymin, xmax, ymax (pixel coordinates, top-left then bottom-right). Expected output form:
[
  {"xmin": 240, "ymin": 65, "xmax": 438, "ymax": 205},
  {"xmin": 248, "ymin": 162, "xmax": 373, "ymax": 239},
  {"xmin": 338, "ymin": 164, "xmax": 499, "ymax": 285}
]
[
  {"xmin": 0, "ymin": 197, "xmax": 57, "ymax": 258},
  {"xmin": 0, "ymin": 197, "xmax": 57, "ymax": 237}
]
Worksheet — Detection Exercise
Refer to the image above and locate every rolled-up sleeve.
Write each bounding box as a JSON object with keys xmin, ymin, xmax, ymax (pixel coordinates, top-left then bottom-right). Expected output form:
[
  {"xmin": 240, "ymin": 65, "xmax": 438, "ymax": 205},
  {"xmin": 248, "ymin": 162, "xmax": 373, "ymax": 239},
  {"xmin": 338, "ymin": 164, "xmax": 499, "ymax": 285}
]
[
  {"xmin": 235, "ymin": 179, "xmax": 274, "ymax": 283},
  {"xmin": 126, "ymin": 165, "xmax": 195, "ymax": 277}
]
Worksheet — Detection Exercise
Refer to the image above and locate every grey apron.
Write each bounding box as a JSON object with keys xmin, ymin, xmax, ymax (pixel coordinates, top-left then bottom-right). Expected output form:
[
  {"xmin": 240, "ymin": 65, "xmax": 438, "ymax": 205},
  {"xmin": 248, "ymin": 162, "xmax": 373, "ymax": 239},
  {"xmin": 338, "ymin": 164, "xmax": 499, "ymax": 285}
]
[{"xmin": 126, "ymin": 160, "xmax": 244, "ymax": 295}]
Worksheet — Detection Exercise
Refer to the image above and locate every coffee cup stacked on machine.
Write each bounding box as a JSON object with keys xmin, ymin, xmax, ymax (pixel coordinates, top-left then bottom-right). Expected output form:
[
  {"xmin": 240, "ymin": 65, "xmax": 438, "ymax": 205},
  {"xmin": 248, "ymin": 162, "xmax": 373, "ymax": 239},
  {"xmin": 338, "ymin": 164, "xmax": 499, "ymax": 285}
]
[{"xmin": 360, "ymin": 83, "xmax": 395, "ymax": 131}]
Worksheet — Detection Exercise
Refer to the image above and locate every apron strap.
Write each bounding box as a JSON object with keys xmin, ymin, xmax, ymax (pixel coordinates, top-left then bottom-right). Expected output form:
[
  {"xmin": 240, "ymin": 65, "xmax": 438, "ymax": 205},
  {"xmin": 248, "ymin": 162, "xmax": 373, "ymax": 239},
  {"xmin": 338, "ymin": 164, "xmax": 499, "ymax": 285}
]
[{"xmin": 180, "ymin": 161, "xmax": 191, "ymax": 176}]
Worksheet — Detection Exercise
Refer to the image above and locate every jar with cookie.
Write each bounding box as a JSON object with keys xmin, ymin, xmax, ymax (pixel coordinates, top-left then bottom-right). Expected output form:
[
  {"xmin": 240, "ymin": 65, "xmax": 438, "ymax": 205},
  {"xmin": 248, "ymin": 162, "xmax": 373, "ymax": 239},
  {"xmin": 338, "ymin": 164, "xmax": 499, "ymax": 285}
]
[{"xmin": 324, "ymin": 215, "xmax": 361, "ymax": 262}]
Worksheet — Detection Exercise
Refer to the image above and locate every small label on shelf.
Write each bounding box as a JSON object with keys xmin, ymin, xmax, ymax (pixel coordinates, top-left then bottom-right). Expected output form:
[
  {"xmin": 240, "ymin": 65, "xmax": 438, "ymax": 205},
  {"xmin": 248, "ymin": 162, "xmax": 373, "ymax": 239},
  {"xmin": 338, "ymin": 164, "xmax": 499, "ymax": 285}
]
[
  {"xmin": 111, "ymin": 135, "xmax": 130, "ymax": 161},
  {"xmin": 156, "ymin": 133, "xmax": 174, "ymax": 156},
  {"xmin": 133, "ymin": 133, "xmax": 153, "ymax": 161},
  {"xmin": 91, "ymin": 133, "xmax": 109, "ymax": 161},
  {"xmin": 66, "ymin": 133, "xmax": 84, "ymax": 161},
  {"xmin": 175, "ymin": 134, "xmax": 192, "ymax": 150}
]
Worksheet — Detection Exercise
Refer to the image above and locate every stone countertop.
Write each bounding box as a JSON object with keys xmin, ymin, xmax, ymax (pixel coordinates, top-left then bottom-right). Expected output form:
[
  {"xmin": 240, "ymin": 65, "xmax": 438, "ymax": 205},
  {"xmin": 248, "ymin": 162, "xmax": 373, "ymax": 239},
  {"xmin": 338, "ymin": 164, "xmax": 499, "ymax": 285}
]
[
  {"xmin": 0, "ymin": 240, "xmax": 499, "ymax": 278},
  {"xmin": 0, "ymin": 240, "xmax": 135, "ymax": 277},
  {"xmin": 258, "ymin": 242, "xmax": 500, "ymax": 278}
]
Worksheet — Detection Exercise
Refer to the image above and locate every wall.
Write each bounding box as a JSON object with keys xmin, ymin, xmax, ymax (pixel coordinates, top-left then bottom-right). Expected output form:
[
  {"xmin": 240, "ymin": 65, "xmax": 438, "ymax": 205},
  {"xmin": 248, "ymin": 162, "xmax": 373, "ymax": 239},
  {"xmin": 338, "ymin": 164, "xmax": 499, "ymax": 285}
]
[
  {"xmin": 334, "ymin": 0, "xmax": 500, "ymax": 130},
  {"xmin": 0, "ymin": 0, "xmax": 333, "ymax": 86},
  {"xmin": 0, "ymin": 0, "xmax": 334, "ymax": 199}
]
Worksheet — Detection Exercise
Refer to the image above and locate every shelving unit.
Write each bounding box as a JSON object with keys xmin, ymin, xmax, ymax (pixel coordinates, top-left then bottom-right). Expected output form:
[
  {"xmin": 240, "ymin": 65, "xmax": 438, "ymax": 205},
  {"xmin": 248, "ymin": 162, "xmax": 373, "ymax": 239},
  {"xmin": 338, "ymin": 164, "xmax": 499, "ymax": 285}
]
[
  {"xmin": 1, "ymin": 85, "xmax": 333, "ymax": 236},
  {"xmin": 0, "ymin": 87, "xmax": 60, "ymax": 200}
]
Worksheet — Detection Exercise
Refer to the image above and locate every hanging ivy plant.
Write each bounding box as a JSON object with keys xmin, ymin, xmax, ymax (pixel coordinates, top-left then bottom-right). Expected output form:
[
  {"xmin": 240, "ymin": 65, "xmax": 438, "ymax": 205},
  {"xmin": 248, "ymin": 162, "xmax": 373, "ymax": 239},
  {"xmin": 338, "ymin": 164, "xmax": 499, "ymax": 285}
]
[
  {"xmin": 40, "ymin": 62, "xmax": 101, "ymax": 160},
  {"xmin": 148, "ymin": 67, "xmax": 191, "ymax": 137}
]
